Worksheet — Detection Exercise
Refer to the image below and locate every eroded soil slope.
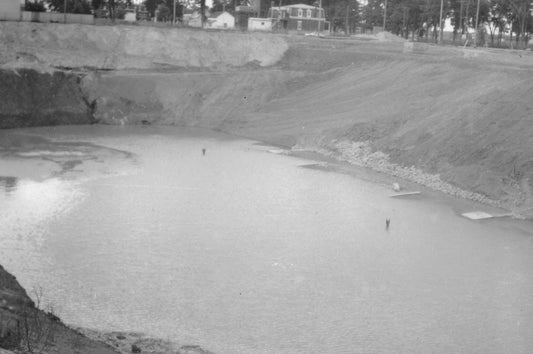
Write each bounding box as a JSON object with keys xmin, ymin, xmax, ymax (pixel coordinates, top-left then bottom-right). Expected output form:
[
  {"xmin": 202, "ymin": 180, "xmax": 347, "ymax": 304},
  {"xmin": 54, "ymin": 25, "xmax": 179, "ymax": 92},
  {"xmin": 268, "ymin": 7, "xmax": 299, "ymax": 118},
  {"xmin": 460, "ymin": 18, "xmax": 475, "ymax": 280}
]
[
  {"xmin": 230, "ymin": 38, "xmax": 533, "ymax": 214},
  {"xmin": 0, "ymin": 69, "xmax": 94, "ymax": 128}
]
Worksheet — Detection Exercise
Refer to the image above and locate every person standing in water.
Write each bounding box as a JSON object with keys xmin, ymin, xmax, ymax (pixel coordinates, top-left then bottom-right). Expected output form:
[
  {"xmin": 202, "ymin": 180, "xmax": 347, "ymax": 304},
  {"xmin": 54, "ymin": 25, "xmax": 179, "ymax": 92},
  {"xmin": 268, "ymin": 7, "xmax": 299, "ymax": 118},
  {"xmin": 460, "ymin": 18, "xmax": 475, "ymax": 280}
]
[
  {"xmin": 202, "ymin": 148, "xmax": 206, "ymax": 156},
  {"xmin": 385, "ymin": 218, "xmax": 390, "ymax": 230}
]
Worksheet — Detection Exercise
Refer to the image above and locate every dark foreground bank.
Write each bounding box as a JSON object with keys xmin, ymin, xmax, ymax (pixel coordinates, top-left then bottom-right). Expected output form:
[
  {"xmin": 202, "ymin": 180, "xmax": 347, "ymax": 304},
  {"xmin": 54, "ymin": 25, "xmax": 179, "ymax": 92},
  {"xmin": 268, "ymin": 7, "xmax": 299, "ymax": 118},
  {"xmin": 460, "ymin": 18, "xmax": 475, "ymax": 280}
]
[
  {"xmin": 0, "ymin": 264, "xmax": 119, "ymax": 353},
  {"xmin": 1, "ymin": 264, "xmax": 214, "ymax": 354}
]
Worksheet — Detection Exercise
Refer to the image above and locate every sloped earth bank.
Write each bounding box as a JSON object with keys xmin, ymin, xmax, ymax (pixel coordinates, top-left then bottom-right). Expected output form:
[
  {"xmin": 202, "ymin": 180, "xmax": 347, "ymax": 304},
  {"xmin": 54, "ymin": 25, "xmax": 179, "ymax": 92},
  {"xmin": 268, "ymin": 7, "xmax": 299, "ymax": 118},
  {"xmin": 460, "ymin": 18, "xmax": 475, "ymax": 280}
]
[
  {"xmin": 82, "ymin": 36, "xmax": 533, "ymax": 217},
  {"xmin": 232, "ymin": 39, "xmax": 533, "ymax": 217},
  {"xmin": 1, "ymin": 262, "xmax": 211, "ymax": 354},
  {"xmin": 0, "ymin": 265, "xmax": 119, "ymax": 354},
  {"xmin": 2, "ymin": 22, "xmax": 532, "ymax": 215},
  {"xmin": 2, "ymin": 261, "xmax": 208, "ymax": 354}
]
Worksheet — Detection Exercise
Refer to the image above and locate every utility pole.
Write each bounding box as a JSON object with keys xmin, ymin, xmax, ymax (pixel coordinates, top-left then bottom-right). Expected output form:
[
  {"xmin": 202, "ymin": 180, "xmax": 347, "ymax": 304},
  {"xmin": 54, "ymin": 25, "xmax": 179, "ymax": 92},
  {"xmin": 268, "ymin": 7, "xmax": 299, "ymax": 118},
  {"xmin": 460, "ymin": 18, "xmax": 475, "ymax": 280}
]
[
  {"xmin": 474, "ymin": 0, "xmax": 480, "ymax": 47},
  {"xmin": 317, "ymin": 0, "xmax": 322, "ymax": 33},
  {"xmin": 459, "ymin": 0, "xmax": 464, "ymax": 34},
  {"xmin": 173, "ymin": 0, "xmax": 176, "ymax": 24},
  {"xmin": 438, "ymin": 0, "xmax": 444, "ymax": 44},
  {"xmin": 278, "ymin": 0, "xmax": 282, "ymax": 30},
  {"xmin": 402, "ymin": 7, "xmax": 407, "ymax": 38},
  {"xmin": 64, "ymin": 0, "xmax": 67, "ymax": 23},
  {"xmin": 383, "ymin": 0, "xmax": 387, "ymax": 31},
  {"xmin": 345, "ymin": 2, "xmax": 349, "ymax": 35}
]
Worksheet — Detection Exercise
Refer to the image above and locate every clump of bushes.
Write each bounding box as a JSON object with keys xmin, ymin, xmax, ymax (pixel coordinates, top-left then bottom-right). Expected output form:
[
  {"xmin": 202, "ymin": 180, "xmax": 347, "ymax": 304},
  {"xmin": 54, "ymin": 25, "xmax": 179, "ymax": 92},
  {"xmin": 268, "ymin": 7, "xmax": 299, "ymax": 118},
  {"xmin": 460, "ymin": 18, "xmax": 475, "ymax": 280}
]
[
  {"xmin": 25, "ymin": 1, "xmax": 46, "ymax": 12},
  {"xmin": 0, "ymin": 287, "xmax": 59, "ymax": 354}
]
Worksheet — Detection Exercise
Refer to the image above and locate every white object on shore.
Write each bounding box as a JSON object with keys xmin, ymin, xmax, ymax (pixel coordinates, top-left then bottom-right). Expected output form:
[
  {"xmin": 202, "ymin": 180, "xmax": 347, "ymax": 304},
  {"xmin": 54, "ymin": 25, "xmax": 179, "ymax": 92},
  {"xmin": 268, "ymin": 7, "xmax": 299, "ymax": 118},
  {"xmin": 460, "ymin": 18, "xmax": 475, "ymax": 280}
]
[
  {"xmin": 392, "ymin": 182, "xmax": 401, "ymax": 192},
  {"xmin": 462, "ymin": 211, "xmax": 513, "ymax": 220},
  {"xmin": 389, "ymin": 191, "xmax": 421, "ymax": 197},
  {"xmin": 462, "ymin": 211, "xmax": 494, "ymax": 220},
  {"xmin": 268, "ymin": 149, "xmax": 287, "ymax": 155}
]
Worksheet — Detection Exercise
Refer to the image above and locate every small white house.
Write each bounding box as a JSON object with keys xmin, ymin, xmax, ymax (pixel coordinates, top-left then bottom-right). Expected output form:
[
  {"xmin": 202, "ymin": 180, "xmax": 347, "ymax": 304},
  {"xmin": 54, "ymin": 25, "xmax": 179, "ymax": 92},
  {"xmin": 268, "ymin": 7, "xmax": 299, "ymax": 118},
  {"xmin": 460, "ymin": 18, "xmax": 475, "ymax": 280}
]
[
  {"xmin": 124, "ymin": 12, "xmax": 136, "ymax": 22},
  {"xmin": 248, "ymin": 17, "xmax": 274, "ymax": 31},
  {"xmin": 207, "ymin": 11, "xmax": 235, "ymax": 29}
]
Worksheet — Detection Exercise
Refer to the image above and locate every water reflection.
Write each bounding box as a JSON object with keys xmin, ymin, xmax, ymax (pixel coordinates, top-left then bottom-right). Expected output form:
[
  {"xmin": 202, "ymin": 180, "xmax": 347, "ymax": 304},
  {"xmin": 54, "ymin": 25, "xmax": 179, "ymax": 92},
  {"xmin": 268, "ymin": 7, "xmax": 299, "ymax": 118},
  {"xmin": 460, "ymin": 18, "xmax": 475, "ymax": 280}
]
[
  {"xmin": 0, "ymin": 178, "xmax": 85, "ymax": 239},
  {"xmin": 0, "ymin": 177, "xmax": 86, "ymax": 278}
]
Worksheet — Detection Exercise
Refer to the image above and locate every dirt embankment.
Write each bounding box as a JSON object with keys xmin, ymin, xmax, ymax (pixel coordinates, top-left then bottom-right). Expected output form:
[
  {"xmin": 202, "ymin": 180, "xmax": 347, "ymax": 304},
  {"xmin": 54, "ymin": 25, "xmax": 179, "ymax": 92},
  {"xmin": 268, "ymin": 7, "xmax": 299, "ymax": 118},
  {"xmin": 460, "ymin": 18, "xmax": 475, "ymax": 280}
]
[
  {"xmin": 0, "ymin": 22, "xmax": 289, "ymax": 128},
  {"xmin": 0, "ymin": 69, "xmax": 95, "ymax": 129},
  {"xmin": 82, "ymin": 35, "xmax": 533, "ymax": 216},
  {"xmin": 2, "ymin": 23, "xmax": 533, "ymax": 212},
  {"xmin": 0, "ymin": 265, "xmax": 119, "ymax": 354},
  {"xmin": 229, "ymin": 39, "xmax": 533, "ymax": 215},
  {"xmin": 1, "ymin": 263, "xmax": 211, "ymax": 353},
  {"xmin": 0, "ymin": 22, "xmax": 287, "ymax": 70}
]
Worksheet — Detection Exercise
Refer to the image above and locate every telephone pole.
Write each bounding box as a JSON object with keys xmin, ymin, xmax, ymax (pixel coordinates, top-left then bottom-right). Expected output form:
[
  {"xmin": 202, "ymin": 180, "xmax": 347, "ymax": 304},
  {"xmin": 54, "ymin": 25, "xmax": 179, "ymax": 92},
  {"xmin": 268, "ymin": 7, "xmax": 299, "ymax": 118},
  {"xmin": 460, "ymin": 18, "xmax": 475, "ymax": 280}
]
[
  {"xmin": 317, "ymin": 0, "xmax": 322, "ymax": 33},
  {"xmin": 345, "ymin": 2, "xmax": 349, "ymax": 35},
  {"xmin": 474, "ymin": 0, "xmax": 480, "ymax": 47},
  {"xmin": 438, "ymin": 0, "xmax": 444, "ymax": 43},
  {"xmin": 173, "ymin": 0, "xmax": 176, "ymax": 24},
  {"xmin": 383, "ymin": 0, "xmax": 387, "ymax": 31}
]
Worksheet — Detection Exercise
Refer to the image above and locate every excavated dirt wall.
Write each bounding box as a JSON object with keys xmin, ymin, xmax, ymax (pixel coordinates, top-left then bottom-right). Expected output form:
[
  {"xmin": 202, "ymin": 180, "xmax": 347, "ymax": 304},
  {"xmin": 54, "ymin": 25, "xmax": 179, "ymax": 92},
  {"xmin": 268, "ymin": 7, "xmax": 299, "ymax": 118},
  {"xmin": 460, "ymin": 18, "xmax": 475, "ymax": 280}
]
[
  {"xmin": 0, "ymin": 22, "xmax": 290, "ymax": 129},
  {"xmin": 81, "ymin": 69, "xmax": 305, "ymax": 127},
  {"xmin": 0, "ymin": 22, "xmax": 288, "ymax": 71},
  {"xmin": 0, "ymin": 69, "xmax": 94, "ymax": 129}
]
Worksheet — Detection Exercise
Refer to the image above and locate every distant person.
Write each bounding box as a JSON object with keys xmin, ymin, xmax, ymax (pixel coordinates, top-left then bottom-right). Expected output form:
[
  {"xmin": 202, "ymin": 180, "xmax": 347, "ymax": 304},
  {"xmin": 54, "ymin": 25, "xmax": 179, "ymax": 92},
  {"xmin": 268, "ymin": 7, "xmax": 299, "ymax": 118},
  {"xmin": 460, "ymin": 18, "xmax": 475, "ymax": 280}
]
[
  {"xmin": 202, "ymin": 148, "xmax": 206, "ymax": 156},
  {"xmin": 385, "ymin": 218, "xmax": 390, "ymax": 230}
]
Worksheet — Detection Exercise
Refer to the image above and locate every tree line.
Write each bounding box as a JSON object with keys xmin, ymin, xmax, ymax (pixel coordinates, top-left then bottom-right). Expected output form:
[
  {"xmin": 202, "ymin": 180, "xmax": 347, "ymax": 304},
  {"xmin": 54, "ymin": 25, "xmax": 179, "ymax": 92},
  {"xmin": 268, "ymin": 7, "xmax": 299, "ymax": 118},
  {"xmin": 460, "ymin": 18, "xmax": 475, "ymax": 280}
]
[
  {"xmin": 24, "ymin": 0, "xmax": 532, "ymax": 47},
  {"xmin": 28, "ymin": 0, "xmax": 191, "ymax": 22},
  {"xmin": 363, "ymin": 0, "xmax": 532, "ymax": 47},
  {"xmin": 277, "ymin": 0, "xmax": 531, "ymax": 47}
]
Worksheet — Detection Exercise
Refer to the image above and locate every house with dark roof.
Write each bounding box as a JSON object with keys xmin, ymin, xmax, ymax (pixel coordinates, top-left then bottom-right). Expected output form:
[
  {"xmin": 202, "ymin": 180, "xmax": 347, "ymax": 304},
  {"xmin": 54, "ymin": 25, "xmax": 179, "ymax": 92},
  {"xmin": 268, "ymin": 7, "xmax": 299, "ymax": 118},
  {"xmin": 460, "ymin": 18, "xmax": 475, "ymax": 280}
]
[{"xmin": 267, "ymin": 3, "xmax": 327, "ymax": 32}]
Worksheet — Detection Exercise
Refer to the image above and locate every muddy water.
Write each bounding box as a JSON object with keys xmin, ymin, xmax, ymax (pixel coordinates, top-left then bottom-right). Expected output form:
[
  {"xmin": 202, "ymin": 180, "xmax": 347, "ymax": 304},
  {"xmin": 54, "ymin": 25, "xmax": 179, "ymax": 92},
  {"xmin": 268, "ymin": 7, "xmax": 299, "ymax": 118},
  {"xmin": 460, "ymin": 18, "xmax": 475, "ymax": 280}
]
[{"xmin": 1, "ymin": 126, "xmax": 533, "ymax": 354}]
